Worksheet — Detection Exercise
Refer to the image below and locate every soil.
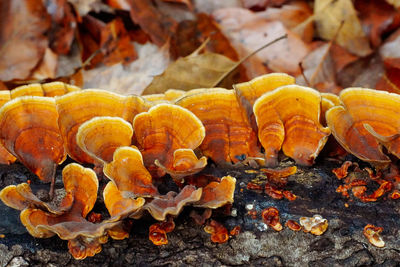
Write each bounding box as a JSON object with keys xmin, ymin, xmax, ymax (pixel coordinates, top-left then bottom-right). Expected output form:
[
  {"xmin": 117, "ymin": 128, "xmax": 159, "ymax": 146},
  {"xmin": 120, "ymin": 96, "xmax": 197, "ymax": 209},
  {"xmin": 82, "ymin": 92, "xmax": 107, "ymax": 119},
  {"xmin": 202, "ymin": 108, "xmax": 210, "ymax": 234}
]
[{"xmin": 1, "ymin": 156, "xmax": 400, "ymax": 267}]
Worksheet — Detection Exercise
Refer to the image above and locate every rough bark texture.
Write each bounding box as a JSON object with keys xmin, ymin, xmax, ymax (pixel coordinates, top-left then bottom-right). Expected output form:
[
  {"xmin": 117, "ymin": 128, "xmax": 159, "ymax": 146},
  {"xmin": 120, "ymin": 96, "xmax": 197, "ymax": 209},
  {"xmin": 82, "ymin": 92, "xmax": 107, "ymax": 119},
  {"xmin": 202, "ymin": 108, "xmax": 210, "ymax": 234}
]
[{"xmin": 0, "ymin": 158, "xmax": 400, "ymax": 267}]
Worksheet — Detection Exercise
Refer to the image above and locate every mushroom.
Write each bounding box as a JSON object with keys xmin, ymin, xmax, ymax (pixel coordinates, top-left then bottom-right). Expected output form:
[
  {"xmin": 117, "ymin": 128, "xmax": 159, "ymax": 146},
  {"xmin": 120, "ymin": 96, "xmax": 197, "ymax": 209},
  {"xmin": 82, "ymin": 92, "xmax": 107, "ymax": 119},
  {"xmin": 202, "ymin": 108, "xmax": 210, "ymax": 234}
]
[
  {"xmin": 176, "ymin": 88, "xmax": 262, "ymax": 165},
  {"xmin": 3, "ymin": 164, "xmax": 122, "ymax": 259},
  {"xmin": 0, "ymin": 96, "xmax": 66, "ymax": 198},
  {"xmin": 55, "ymin": 89, "xmax": 148, "ymax": 164},
  {"xmin": 234, "ymin": 73, "xmax": 295, "ymax": 130},
  {"xmin": 76, "ymin": 116, "xmax": 133, "ymax": 165},
  {"xmin": 253, "ymin": 85, "xmax": 331, "ymax": 167},
  {"xmin": 10, "ymin": 82, "xmax": 80, "ymax": 98},
  {"xmin": 0, "ymin": 91, "xmax": 16, "ymax": 164},
  {"xmin": 133, "ymin": 103, "xmax": 207, "ymax": 180},
  {"xmin": 204, "ymin": 219, "xmax": 229, "ymax": 243},
  {"xmin": 326, "ymin": 88, "xmax": 400, "ymax": 167},
  {"xmin": 194, "ymin": 175, "xmax": 236, "ymax": 209},
  {"xmin": 103, "ymin": 146, "xmax": 159, "ymax": 198},
  {"xmin": 261, "ymin": 207, "xmax": 282, "ymax": 231}
]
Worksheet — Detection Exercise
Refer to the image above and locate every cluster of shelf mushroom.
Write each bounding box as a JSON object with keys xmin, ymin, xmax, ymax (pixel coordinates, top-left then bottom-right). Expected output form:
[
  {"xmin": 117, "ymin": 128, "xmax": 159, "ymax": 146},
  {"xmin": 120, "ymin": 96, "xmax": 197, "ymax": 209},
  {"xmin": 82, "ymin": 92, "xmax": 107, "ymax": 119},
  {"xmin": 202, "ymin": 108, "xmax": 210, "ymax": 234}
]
[{"xmin": 0, "ymin": 73, "xmax": 399, "ymax": 259}]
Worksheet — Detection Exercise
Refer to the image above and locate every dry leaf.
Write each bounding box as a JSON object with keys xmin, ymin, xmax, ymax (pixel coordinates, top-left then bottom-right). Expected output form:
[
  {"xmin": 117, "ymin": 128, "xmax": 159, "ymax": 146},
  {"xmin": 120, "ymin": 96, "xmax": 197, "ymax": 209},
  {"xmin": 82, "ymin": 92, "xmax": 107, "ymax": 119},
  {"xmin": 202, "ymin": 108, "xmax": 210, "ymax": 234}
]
[
  {"xmin": 68, "ymin": 0, "xmax": 108, "ymax": 16},
  {"xmin": 213, "ymin": 7, "xmax": 309, "ymax": 76},
  {"xmin": 314, "ymin": 0, "xmax": 372, "ymax": 57},
  {"xmin": 0, "ymin": 0, "xmax": 51, "ymax": 81},
  {"xmin": 47, "ymin": 0, "xmax": 77, "ymax": 55},
  {"xmin": 355, "ymin": 0, "xmax": 400, "ymax": 48},
  {"xmin": 257, "ymin": 0, "xmax": 314, "ymax": 42},
  {"xmin": 296, "ymin": 42, "xmax": 339, "ymax": 94},
  {"xmin": 386, "ymin": 0, "xmax": 400, "ymax": 8},
  {"xmin": 83, "ymin": 42, "xmax": 170, "ymax": 95},
  {"xmin": 130, "ymin": 0, "xmax": 178, "ymax": 46},
  {"xmin": 241, "ymin": 0, "xmax": 288, "ymax": 11},
  {"xmin": 193, "ymin": 0, "xmax": 241, "ymax": 14},
  {"xmin": 31, "ymin": 48, "xmax": 58, "ymax": 80},
  {"xmin": 142, "ymin": 50, "xmax": 238, "ymax": 95}
]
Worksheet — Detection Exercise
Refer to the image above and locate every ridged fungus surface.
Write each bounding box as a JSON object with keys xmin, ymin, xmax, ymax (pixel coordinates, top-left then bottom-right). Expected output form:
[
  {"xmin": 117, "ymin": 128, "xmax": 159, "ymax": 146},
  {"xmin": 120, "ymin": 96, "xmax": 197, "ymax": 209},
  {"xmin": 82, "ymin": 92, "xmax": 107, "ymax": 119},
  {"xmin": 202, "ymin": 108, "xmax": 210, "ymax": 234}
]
[
  {"xmin": 326, "ymin": 88, "xmax": 400, "ymax": 167},
  {"xmin": 133, "ymin": 103, "xmax": 206, "ymax": 178},
  {"xmin": 253, "ymin": 85, "xmax": 331, "ymax": 166},
  {"xmin": 176, "ymin": 88, "xmax": 262, "ymax": 165},
  {"xmin": 0, "ymin": 96, "xmax": 66, "ymax": 183}
]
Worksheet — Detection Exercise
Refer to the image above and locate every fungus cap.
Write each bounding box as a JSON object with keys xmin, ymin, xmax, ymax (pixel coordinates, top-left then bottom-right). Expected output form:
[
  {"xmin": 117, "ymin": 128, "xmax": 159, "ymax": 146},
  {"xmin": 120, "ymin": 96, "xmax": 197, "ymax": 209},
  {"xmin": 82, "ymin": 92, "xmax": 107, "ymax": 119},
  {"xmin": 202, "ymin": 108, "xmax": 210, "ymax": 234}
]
[{"xmin": 253, "ymin": 85, "xmax": 331, "ymax": 166}]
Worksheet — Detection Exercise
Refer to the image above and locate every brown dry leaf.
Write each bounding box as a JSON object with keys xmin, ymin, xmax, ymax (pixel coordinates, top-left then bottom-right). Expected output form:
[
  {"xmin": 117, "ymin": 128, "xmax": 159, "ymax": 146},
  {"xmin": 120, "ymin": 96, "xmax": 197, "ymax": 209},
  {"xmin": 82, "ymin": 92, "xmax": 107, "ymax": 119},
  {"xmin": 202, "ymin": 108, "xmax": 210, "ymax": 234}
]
[
  {"xmin": 68, "ymin": 0, "xmax": 110, "ymax": 16},
  {"xmin": 257, "ymin": 0, "xmax": 314, "ymax": 42},
  {"xmin": 355, "ymin": 0, "xmax": 400, "ymax": 48},
  {"xmin": 380, "ymin": 28, "xmax": 400, "ymax": 69},
  {"xmin": 106, "ymin": 0, "xmax": 131, "ymax": 10},
  {"xmin": 213, "ymin": 7, "xmax": 309, "ymax": 77},
  {"xmin": 314, "ymin": 0, "xmax": 372, "ymax": 57},
  {"xmin": 79, "ymin": 15, "xmax": 137, "ymax": 68},
  {"xmin": 0, "ymin": 0, "xmax": 51, "ymax": 81},
  {"xmin": 241, "ymin": 0, "xmax": 288, "ymax": 11},
  {"xmin": 130, "ymin": 0, "xmax": 178, "ymax": 47},
  {"xmin": 162, "ymin": 0, "xmax": 193, "ymax": 10},
  {"xmin": 386, "ymin": 0, "xmax": 400, "ymax": 8},
  {"xmin": 193, "ymin": 0, "xmax": 241, "ymax": 14},
  {"xmin": 141, "ymin": 50, "xmax": 238, "ymax": 95},
  {"xmin": 83, "ymin": 42, "xmax": 170, "ymax": 95},
  {"xmin": 296, "ymin": 42, "xmax": 339, "ymax": 94},
  {"xmin": 31, "ymin": 48, "xmax": 58, "ymax": 80},
  {"xmin": 47, "ymin": 0, "xmax": 77, "ymax": 55}
]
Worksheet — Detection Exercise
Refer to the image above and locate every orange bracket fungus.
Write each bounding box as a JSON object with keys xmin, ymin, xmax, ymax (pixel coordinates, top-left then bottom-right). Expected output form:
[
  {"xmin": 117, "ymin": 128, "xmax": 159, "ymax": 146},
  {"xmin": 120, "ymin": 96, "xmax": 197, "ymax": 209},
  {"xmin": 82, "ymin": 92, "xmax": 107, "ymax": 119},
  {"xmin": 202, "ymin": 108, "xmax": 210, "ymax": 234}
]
[
  {"xmin": 176, "ymin": 88, "xmax": 262, "ymax": 165},
  {"xmin": 286, "ymin": 220, "xmax": 302, "ymax": 231},
  {"xmin": 133, "ymin": 103, "xmax": 207, "ymax": 180},
  {"xmin": 204, "ymin": 219, "xmax": 229, "ymax": 244},
  {"xmin": 363, "ymin": 224, "xmax": 385, "ymax": 248},
  {"xmin": 0, "ymin": 91, "xmax": 16, "ymax": 164},
  {"xmin": 233, "ymin": 73, "xmax": 295, "ymax": 128},
  {"xmin": 56, "ymin": 89, "xmax": 148, "ymax": 164},
  {"xmin": 142, "ymin": 185, "xmax": 202, "ymax": 221},
  {"xmin": 194, "ymin": 175, "xmax": 236, "ymax": 209},
  {"xmin": 325, "ymin": 88, "xmax": 400, "ymax": 167},
  {"xmin": 253, "ymin": 85, "xmax": 331, "ymax": 167},
  {"xmin": 0, "ymin": 96, "xmax": 66, "ymax": 198},
  {"xmin": 10, "ymin": 82, "xmax": 80, "ymax": 98},
  {"xmin": 103, "ymin": 181, "xmax": 145, "ymax": 223},
  {"xmin": 149, "ymin": 218, "xmax": 175, "ymax": 245},
  {"xmin": 2, "ymin": 164, "xmax": 122, "ymax": 260},
  {"xmin": 261, "ymin": 207, "xmax": 283, "ymax": 231},
  {"xmin": 299, "ymin": 214, "xmax": 328, "ymax": 235},
  {"xmin": 103, "ymin": 146, "xmax": 159, "ymax": 198},
  {"xmin": 76, "ymin": 116, "xmax": 134, "ymax": 164}
]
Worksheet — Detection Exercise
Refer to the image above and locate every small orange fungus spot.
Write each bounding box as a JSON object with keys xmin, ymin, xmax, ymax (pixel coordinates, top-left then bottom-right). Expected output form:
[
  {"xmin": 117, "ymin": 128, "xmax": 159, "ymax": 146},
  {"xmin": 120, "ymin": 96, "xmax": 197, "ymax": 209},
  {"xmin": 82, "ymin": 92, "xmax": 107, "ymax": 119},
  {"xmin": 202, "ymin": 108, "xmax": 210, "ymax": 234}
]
[
  {"xmin": 149, "ymin": 219, "xmax": 175, "ymax": 246},
  {"xmin": 299, "ymin": 215, "xmax": 328, "ymax": 235},
  {"xmin": 363, "ymin": 224, "xmax": 385, "ymax": 248},
  {"xmin": 261, "ymin": 207, "xmax": 282, "ymax": 231},
  {"xmin": 230, "ymin": 226, "xmax": 241, "ymax": 236},
  {"xmin": 204, "ymin": 220, "xmax": 229, "ymax": 244},
  {"xmin": 286, "ymin": 220, "xmax": 301, "ymax": 231}
]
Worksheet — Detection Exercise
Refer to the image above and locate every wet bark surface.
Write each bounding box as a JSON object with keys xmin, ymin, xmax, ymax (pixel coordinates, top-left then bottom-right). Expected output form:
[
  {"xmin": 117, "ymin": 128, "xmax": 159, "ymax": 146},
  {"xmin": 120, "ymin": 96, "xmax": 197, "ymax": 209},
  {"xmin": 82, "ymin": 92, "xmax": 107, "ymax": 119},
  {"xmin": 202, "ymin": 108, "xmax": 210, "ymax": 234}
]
[{"xmin": 1, "ymin": 157, "xmax": 400, "ymax": 267}]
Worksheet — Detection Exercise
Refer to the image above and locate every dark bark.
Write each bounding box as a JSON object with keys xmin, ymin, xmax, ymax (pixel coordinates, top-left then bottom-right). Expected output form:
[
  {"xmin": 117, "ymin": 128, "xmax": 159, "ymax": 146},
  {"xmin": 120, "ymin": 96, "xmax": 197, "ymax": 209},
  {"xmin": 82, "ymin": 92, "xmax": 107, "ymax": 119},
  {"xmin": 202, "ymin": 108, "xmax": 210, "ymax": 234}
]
[{"xmin": 1, "ymin": 159, "xmax": 400, "ymax": 267}]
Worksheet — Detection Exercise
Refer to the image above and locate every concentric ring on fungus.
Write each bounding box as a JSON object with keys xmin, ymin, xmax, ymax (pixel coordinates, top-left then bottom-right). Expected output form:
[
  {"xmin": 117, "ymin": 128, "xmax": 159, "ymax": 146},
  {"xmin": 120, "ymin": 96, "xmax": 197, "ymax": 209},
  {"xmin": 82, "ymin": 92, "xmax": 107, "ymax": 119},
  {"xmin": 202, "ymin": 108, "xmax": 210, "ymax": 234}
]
[
  {"xmin": 253, "ymin": 85, "xmax": 331, "ymax": 166},
  {"xmin": 326, "ymin": 87, "xmax": 400, "ymax": 167}
]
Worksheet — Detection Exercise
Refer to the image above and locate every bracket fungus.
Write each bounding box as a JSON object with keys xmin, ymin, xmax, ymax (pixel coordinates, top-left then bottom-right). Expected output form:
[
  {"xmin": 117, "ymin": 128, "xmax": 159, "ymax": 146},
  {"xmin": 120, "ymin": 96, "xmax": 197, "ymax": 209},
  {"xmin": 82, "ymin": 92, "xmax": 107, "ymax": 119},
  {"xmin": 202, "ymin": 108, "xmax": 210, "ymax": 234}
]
[
  {"xmin": 3, "ymin": 164, "xmax": 122, "ymax": 259},
  {"xmin": 176, "ymin": 88, "xmax": 262, "ymax": 165},
  {"xmin": 103, "ymin": 146, "xmax": 159, "ymax": 198},
  {"xmin": 253, "ymin": 85, "xmax": 331, "ymax": 166},
  {"xmin": 10, "ymin": 82, "xmax": 80, "ymax": 98},
  {"xmin": 0, "ymin": 91, "xmax": 16, "ymax": 164},
  {"xmin": 326, "ymin": 88, "xmax": 400, "ymax": 167},
  {"xmin": 56, "ymin": 89, "xmax": 148, "ymax": 164},
  {"xmin": 234, "ymin": 73, "xmax": 295, "ymax": 127},
  {"xmin": 194, "ymin": 175, "xmax": 236, "ymax": 209},
  {"xmin": 0, "ymin": 96, "xmax": 66, "ymax": 198},
  {"xmin": 76, "ymin": 116, "xmax": 134, "ymax": 164},
  {"xmin": 133, "ymin": 103, "xmax": 207, "ymax": 179}
]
